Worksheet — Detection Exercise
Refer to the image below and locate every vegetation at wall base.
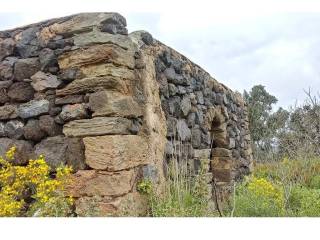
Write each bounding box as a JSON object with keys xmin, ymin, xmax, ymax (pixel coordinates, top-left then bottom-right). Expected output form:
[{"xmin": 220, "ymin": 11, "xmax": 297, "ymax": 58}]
[{"xmin": 0, "ymin": 147, "xmax": 74, "ymax": 217}]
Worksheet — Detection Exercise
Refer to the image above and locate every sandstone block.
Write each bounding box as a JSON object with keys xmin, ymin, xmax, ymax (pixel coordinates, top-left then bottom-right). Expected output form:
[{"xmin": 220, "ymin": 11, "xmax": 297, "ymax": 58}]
[
  {"xmin": 56, "ymin": 76, "xmax": 129, "ymax": 96},
  {"xmin": 83, "ymin": 135, "xmax": 149, "ymax": 171},
  {"xmin": 67, "ymin": 170, "xmax": 136, "ymax": 197},
  {"xmin": 63, "ymin": 117, "xmax": 132, "ymax": 137},
  {"xmin": 58, "ymin": 44, "xmax": 135, "ymax": 70},
  {"xmin": 89, "ymin": 90, "xmax": 142, "ymax": 117}
]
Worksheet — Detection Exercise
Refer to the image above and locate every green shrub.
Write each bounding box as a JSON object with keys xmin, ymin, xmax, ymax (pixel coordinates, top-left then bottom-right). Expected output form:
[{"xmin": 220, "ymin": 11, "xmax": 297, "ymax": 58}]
[{"xmin": 288, "ymin": 186, "xmax": 320, "ymax": 217}]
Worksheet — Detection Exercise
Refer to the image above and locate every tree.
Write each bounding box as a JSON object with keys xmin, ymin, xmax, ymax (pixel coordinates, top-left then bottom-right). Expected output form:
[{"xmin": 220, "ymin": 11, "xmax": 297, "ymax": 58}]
[{"xmin": 244, "ymin": 85, "xmax": 278, "ymax": 160}]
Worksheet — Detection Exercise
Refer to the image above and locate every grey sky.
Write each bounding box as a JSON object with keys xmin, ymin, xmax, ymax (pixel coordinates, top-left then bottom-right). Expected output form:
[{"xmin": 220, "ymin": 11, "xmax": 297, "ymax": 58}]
[{"xmin": 1, "ymin": 10, "xmax": 319, "ymax": 109}]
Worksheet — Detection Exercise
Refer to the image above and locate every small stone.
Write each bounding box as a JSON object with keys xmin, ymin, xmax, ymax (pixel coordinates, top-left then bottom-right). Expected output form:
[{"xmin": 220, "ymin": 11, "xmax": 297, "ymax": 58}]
[
  {"xmin": 30, "ymin": 71, "xmax": 62, "ymax": 92},
  {"xmin": 66, "ymin": 137, "xmax": 86, "ymax": 171},
  {"xmin": 0, "ymin": 89, "xmax": 9, "ymax": 104},
  {"xmin": 168, "ymin": 83, "xmax": 177, "ymax": 96},
  {"xmin": 191, "ymin": 126, "xmax": 202, "ymax": 148},
  {"xmin": 195, "ymin": 91, "xmax": 204, "ymax": 104},
  {"xmin": 0, "ymin": 80, "xmax": 13, "ymax": 89},
  {"xmin": 59, "ymin": 104, "xmax": 88, "ymax": 122},
  {"xmin": 0, "ymin": 105, "xmax": 18, "ymax": 120},
  {"xmin": 0, "ymin": 63, "xmax": 13, "ymax": 80},
  {"xmin": 166, "ymin": 117, "xmax": 177, "ymax": 137},
  {"xmin": 176, "ymin": 119, "xmax": 191, "ymax": 141},
  {"xmin": 181, "ymin": 96, "xmax": 191, "ymax": 116},
  {"xmin": 0, "ymin": 38, "xmax": 15, "ymax": 61},
  {"xmin": 39, "ymin": 48, "xmax": 57, "ymax": 70},
  {"xmin": 7, "ymin": 82, "xmax": 34, "ymax": 102},
  {"xmin": 23, "ymin": 119, "xmax": 46, "ymax": 142},
  {"xmin": 141, "ymin": 32, "xmax": 153, "ymax": 45},
  {"xmin": 59, "ymin": 68, "xmax": 78, "ymax": 82},
  {"xmin": 14, "ymin": 58, "xmax": 40, "ymax": 81},
  {"xmin": 39, "ymin": 115, "xmax": 62, "ymax": 136},
  {"xmin": 4, "ymin": 120, "xmax": 24, "ymax": 139},
  {"xmin": 17, "ymin": 99, "xmax": 50, "ymax": 119},
  {"xmin": 0, "ymin": 122, "xmax": 5, "ymax": 136}
]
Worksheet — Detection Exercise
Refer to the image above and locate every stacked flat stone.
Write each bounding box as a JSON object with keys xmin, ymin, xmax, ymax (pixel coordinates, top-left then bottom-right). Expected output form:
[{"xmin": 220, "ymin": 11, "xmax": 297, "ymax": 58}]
[{"xmin": 0, "ymin": 12, "xmax": 253, "ymax": 216}]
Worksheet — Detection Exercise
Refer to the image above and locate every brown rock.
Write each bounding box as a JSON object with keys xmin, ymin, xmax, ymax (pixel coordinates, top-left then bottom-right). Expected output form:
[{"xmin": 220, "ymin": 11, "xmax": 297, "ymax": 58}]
[
  {"xmin": 59, "ymin": 104, "xmax": 88, "ymax": 122},
  {"xmin": 58, "ymin": 43, "xmax": 135, "ymax": 70},
  {"xmin": 212, "ymin": 148, "xmax": 231, "ymax": 157},
  {"xmin": 30, "ymin": 71, "xmax": 62, "ymax": 91},
  {"xmin": 0, "ymin": 105, "xmax": 18, "ymax": 120},
  {"xmin": 66, "ymin": 138, "xmax": 86, "ymax": 171},
  {"xmin": 39, "ymin": 115, "xmax": 62, "ymax": 136},
  {"xmin": 7, "ymin": 82, "xmax": 34, "ymax": 102},
  {"xmin": 0, "ymin": 63, "xmax": 13, "ymax": 80},
  {"xmin": 0, "ymin": 138, "xmax": 34, "ymax": 165},
  {"xmin": 67, "ymin": 169, "xmax": 136, "ymax": 197},
  {"xmin": 63, "ymin": 117, "xmax": 132, "ymax": 137},
  {"xmin": 83, "ymin": 135, "xmax": 149, "ymax": 171},
  {"xmin": 23, "ymin": 119, "xmax": 46, "ymax": 142},
  {"xmin": 14, "ymin": 58, "xmax": 40, "ymax": 81},
  {"xmin": 56, "ymin": 76, "xmax": 129, "ymax": 96},
  {"xmin": 89, "ymin": 91, "xmax": 143, "ymax": 118},
  {"xmin": 211, "ymin": 156, "xmax": 232, "ymax": 169},
  {"xmin": 79, "ymin": 63, "xmax": 135, "ymax": 79}
]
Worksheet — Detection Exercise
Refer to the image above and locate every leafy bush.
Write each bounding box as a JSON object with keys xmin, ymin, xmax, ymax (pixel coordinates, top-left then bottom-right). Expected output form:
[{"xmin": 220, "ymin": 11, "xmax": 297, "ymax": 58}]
[
  {"xmin": 0, "ymin": 146, "xmax": 74, "ymax": 217},
  {"xmin": 288, "ymin": 186, "xmax": 320, "ymax": 217}
]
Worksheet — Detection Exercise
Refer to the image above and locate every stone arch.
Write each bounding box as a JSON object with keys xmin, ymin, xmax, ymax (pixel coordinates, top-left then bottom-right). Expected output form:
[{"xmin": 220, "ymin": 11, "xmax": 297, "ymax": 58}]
[{"xmin": 204, "ymin": 106, "xmax": 232, "ymax": 184}]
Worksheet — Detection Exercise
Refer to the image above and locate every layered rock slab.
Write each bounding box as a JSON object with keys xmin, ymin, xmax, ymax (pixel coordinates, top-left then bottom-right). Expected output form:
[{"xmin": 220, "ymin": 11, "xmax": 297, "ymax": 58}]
[{"xmin": 83, "ymin": 135, "xmax": 149, "ymax": 171}]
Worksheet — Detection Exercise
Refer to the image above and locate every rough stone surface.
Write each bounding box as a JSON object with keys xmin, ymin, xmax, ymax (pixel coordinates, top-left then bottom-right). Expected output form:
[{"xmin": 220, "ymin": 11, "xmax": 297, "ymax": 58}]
[
  {"xmin": 83, "ymin": 135, "xmax": 149, "ymax": 171},
  {"xmin": 39, "ymin": 115, "xmax": 62, "ymax": 136},
  {"xmin": 55, "ymin": 95, "xmax": 84, "ymax": 105},
  {"xmin": 14, "ymin": 58, "xmax": 40, "ymax": 81},
  {"xmin": 67, "ymin": 170, "xmax": 136, "ymax": 197},
  {"xmin": 0, "ymin": 105, "xmax": 18, "ymax": 120},
  {"xmin": 7, "ymin": 82, "xmax": 34, "ymax": 102},
  {"xmin": 0, "ymin": 138, "xmax": 34, "ymax": 165},
  {"xmin": 63, "ymin": 117, "xmax": 133, "ymax": 137},
  {"xmin": 0, "ymin": 38, "xmax": 15, "ymax": 61},
  {"xmin": 89, "ymin": 91, "xmax": 142, "ymax": 117},
  {"xmin": 17, "ymin": 99, "xmax": 50, "ymax": 118},
  {"xmin": 4, "ymin": 120, "xmax": 24, "ymax": 139},
  {"xmin": 23, "ymin": 119, "xmax": 46, "ymax": 141},
  {"xmin": 31, "ymin": 71, "xmax": 62, "ymax": 91},
  {"xmin": 59, "ymin": 104, "xmax": 88, "ymax": 122}
]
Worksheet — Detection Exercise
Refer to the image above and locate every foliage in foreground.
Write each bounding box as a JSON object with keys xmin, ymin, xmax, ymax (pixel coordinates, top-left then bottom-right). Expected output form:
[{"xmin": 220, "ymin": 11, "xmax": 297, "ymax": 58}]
[
  {"xmin": 142, "ymin": 159, "xmax": 218, "ymax": 217},
  {"xmin": 232, "ymin": 157, "xmax": 320, "ymax": 217},
  {"xmin": 0, "ymin": 147, "xmax": 73, "ymax": 217}
]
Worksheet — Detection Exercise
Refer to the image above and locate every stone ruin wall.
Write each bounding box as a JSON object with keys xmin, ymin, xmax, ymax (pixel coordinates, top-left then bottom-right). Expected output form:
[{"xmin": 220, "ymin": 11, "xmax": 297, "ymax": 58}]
[{"xmin": 0, "ymin": 13, "xmax": 253, "ymax": 216}]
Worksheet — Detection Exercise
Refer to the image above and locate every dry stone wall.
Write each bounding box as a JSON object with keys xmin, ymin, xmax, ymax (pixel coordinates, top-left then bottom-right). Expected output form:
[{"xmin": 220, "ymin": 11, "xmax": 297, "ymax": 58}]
[{"xmin": 0, "ymin": 12, "xmax": 253, "ymax": 216}]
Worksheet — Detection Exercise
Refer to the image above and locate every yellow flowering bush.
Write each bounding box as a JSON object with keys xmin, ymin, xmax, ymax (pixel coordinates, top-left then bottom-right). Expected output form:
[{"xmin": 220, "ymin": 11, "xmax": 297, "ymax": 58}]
[
  {"xmin": 234, "ymin": 176, "xmax": 285, "ymax": 217},
  {"xmin": 0, "ymin": 146, "xmax": 74, "ymax": 217}
]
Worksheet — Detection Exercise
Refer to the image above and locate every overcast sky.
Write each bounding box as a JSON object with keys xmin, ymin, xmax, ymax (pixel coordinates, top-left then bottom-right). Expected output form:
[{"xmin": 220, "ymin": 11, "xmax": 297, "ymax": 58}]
[{"xmin": 1, "ymin": 0, "xmax": 320, "ymax": 109}]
